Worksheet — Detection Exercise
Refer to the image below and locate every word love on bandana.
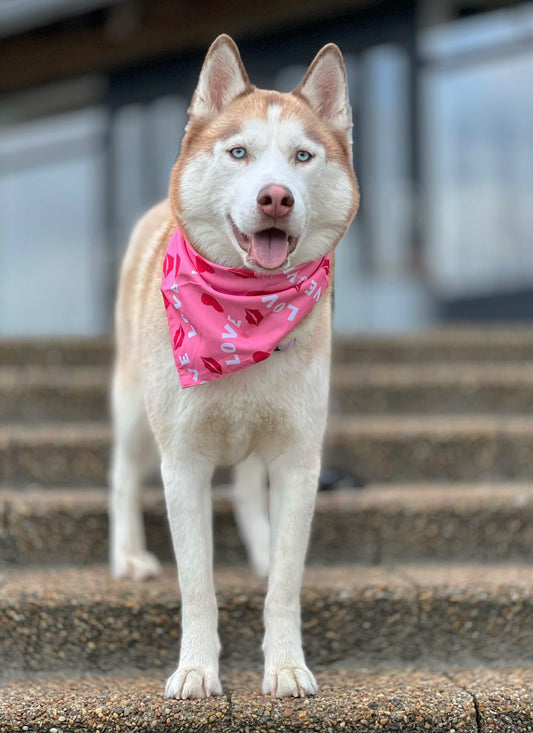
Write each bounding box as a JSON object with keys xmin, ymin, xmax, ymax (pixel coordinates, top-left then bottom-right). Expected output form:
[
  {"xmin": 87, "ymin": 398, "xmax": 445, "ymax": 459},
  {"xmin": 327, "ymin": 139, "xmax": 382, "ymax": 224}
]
[{"xmin": 161, "ymin": 228, "xmax": 330, "ymax": 388}]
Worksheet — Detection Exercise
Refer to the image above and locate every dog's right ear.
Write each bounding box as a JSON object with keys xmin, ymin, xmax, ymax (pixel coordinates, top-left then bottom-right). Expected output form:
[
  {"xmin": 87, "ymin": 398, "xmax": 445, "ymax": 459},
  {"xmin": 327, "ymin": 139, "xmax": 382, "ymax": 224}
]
[{"xmin": 188, "ymin": 35, "xmax": 252, "ymax": 121}]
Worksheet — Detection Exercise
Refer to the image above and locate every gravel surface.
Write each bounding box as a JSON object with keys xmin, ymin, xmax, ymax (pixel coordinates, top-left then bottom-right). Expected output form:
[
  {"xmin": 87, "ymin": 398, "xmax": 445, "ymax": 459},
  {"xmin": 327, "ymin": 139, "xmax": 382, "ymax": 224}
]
[
  {"xmin": 4, "ymin": 483, "xmax": 533, "ymax": 567},
  {"xmin": 451, "ymin": 668, "xmax": 533, "ymax": 732},
  {"xmin": 0, "ymin": 669, "xmax": 477, "ymax": 732},
  {"xmin": 4, "ymin": 416, "xmax": 533, "ymax": 486},
  {"xmin": 2, "ymin": 564, "xmax": 533, "ymax": 677}
]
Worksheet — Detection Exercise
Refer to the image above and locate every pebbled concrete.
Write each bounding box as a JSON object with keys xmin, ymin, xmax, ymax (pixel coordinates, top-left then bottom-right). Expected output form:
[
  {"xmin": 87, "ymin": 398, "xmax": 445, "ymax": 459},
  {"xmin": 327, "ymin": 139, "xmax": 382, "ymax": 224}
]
[
  {"xmin": 4, "ymin": 416, "xmax": 533, "ymax": 486},
  {"xmin": 333, "ymin": 328, "xmax": 533, "ymax": 364},
  {"xmin": 3, "ymin": 328, "xmax": 533, "ymax": 367},
  {"xmin": 326, "ymin": 415, "xmax": 533, "ymax": 483},
  {"xmin": 2, "ymin": 565, "xmax": 533, "ymax": 677},
  {"xmin": 451, "ymin": 668, "xmax": 533, "ymax": 732},
  {"xmin": 3, "ymin": 484, "xmax": 533, "ymax": 567},
  {"xmin": 331, "ymin": 362, "xmax": 533, "ymax": 416},
  {"xmin": 0, "ymin": 669, "xmax": 477, "ymax": 732},
  {"xmin": 0, "ymin": 337, "xmax": 111, "ymax": 367},
  {"xmin": 0, "ymin": 367, "xmax": 108, "ymax": 423},
  {"xmin": 0, "ymin": 423, "xmax": 110, "ymax": 486},
  {"xmin": 5, "ymin": 361, "xmax": 533, "ymax": 423}
]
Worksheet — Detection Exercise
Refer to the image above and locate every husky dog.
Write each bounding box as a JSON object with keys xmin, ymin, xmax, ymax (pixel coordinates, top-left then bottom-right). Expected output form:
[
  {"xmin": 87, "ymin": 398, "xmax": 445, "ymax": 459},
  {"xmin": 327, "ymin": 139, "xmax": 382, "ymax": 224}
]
[{"xmin": 110, "ymin": 34, "xmax": 359, "ymax": 699}]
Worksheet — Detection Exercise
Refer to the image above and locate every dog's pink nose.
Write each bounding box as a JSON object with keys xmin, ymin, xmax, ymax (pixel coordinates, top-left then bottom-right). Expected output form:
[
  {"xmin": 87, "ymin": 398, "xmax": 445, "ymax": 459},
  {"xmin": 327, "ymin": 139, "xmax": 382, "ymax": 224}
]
[{"xmin": 256, "ymin": 184, "xmax": 294, "ymax": 219}]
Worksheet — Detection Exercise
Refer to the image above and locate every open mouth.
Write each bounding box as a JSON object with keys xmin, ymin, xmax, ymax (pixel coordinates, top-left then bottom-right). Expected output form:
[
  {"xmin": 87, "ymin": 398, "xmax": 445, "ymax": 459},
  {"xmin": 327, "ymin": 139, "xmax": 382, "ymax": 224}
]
[{"xmin": 230, "ymin": 219, "xmax": 297, "ymax": 271}]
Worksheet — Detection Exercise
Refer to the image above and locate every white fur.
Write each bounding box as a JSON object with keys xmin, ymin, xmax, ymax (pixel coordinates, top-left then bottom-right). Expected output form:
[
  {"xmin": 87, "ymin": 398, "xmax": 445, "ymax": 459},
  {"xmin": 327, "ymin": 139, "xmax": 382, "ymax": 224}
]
[
  {"xmin": 179, "ymin": 108, "xmax": 354, "ymax": 270},
  {"xmin": 110, "ymin": 35, "xmax": 357, "ymax": 701}
]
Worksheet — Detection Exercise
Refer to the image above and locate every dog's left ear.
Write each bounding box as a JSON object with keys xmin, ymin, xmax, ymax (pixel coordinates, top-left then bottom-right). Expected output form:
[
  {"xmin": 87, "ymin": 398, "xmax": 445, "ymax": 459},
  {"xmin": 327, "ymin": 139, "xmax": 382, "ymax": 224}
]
[
  {"xmin": 293, "ymin": 44, "xmax": 352, "ymax": 140},
  {"xmin": 189, "ymin": 34, "xmax": 252, "ymax": 121}
]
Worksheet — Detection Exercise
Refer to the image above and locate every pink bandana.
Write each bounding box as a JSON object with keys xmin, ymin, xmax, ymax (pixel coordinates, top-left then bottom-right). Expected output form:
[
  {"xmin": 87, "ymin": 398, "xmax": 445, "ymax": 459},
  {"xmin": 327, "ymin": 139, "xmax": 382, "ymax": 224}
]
[{"xmin": 161, "ymin": 228, "xmax": 330, "ymax": 388}]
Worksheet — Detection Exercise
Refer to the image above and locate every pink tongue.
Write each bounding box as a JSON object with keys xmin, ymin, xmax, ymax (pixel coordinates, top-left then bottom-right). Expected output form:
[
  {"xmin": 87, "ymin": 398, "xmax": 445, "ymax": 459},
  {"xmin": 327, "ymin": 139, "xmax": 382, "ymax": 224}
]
[{"xmin": 250, "ymin": 228, "xmax": 289, "ymax": 270}]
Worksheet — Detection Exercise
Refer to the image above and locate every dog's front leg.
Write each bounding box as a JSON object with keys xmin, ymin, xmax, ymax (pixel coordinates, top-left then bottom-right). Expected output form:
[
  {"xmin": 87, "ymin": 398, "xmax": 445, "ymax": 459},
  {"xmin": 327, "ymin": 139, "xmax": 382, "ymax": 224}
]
[
  {"xmin": 262, "ymin": 449, "xmax": 320, "ymax": 697},
  {"xmin": 161, "ymin": 450, "xmax": 222, "ymax": 699}
]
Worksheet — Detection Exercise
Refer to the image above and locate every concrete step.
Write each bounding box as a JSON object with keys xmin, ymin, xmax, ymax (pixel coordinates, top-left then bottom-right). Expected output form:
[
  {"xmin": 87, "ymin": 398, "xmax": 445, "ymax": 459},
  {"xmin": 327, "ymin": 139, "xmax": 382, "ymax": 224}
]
[
  {"xmin": 333, "ymin": 327, "xmax": 533, "ymax": 363},
  {"xmin": 2, "ymin": 565, "xmax": 533, "ymax": 676},
  {"xmin": 2, "ymin": 328, "xmax": 533, "ymax": 369},
  {"xmin": 5, "ymin": 361, "xmax": 533, "ymax": 422},
  {"xmin": 5, "ymin": 668, "xmax": 533, "ymax": 733},
  {"xmin": 0, "ymin": 367, "xmax": 109, "ymax": 422},
  {"xmin": 2, "ymin": 484, "xmax": 533, "ymax": 567},
  {"xmin": 326, "ymin": 414, "xmax": 533, "ymax": 483},
  {"xmin": 0, "ymin": 669, "xmax": 484, "ymax": 732},
  {"xmin": 0, "ymin": 423, "xmax": 110, "ymax": 486},
  {"xmin": 3, "ymin": 416, "xmax": 533, "ymax": 486},
  {"xmin": 331, "ymin": 362, "xmax": 533, "ymax": 415},
  {"xmin": 0, "ymin": 337, "xmax": 111, "ymax": 367}
]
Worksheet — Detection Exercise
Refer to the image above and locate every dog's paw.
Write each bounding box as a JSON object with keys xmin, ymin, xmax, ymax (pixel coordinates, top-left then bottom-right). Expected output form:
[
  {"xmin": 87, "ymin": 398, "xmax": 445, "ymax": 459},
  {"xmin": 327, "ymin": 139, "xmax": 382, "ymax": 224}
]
[
  {"xmin": 165, "ymin": 667, "xmax": 223, "ymax": 699},
  {"xmin": 111, "ymin": 551, "xmax": 162, "ymax": 580},
  {"xmin": 263, "ymin": 665, "xmax": 318, "ymax": 698}
]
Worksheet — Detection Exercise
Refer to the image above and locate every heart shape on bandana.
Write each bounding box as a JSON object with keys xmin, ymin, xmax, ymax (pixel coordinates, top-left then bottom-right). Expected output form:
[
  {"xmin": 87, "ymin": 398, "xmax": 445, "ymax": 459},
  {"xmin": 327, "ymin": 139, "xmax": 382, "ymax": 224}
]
[
  {"xmin": 201, "ymin": 293, "xmax": 224, "ymax": 312},
  {"xmin": 196, "ymin": 256, "xmax": 215, "ymax": 274},
  {"xmin": 252, "ymin": 351, "xmax": 270, "ymax": 363}
]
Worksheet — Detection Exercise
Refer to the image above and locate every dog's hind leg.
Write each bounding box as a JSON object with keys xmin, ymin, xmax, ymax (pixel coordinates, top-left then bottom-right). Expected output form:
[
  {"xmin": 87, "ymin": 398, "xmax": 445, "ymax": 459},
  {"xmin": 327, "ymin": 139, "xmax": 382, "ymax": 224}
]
[
  {"xmin": 232, "ymin": 452, "xmax": 270, "ymax": 578},
  {"xmin": 109, "ymin": 372, "xmax": 162, "ymax": 580}
]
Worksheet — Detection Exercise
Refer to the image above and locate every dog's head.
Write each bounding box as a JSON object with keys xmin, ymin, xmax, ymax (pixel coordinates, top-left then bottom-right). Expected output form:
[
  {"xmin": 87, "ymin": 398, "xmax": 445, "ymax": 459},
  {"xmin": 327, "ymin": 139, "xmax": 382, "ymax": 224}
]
[{"xmin": 170, "ymin": 35, "xmax": 359, "ymax": 272}]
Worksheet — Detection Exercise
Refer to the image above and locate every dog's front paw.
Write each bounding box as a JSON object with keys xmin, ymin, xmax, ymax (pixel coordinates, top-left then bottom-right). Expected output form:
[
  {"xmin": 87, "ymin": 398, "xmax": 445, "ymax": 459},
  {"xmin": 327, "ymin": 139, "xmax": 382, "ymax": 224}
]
[
  {"xmin": 165, "ymin": 667, "xmax": 223, "ymax": 699},
  {"xmin": 111, "ymin": 550, "xmax": 162, "ymax": 580},
  {"xmin": 263, "ymin": 665, "xmax": 318, "ymax": 698}
]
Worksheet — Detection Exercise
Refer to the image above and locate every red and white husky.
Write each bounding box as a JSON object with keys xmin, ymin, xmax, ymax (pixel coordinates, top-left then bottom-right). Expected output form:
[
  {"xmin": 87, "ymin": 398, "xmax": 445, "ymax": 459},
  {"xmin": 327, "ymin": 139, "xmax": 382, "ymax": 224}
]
[{"xmin": 110, "ymin": 34, "xmax": 359, "ymax": 699}]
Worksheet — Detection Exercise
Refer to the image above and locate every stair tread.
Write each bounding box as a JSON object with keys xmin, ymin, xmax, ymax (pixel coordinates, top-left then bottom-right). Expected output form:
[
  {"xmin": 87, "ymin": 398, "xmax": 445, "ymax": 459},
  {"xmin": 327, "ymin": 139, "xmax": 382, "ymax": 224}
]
[
  {"xmin": 5, "ymin": 360, "xmax": 533, "ymax": 382},
  {"xmin": 3, "ymin": 668, "xmax": 533, "ymax": 732},
  {"xmin": 2, "ymin": 563, "xmax": 533, "ymax": 676},
  {"xmin": 4, "ymin": 413, "xmax": 533, "ymax": 439},
  {"xmin": 3, "ymin": 327, "xmax": 533, "ymax": 368},
  {"xmin": 3, "ymin": 481, "xmax": 533, "ymax": 511},
  {"xmin": 3, "ymin": 484, "xmax": 533, "ymax": 568},
  {"xmin": 3, "ymin": 362, "xmax": 533, "ymax": 423},
  {"xmin": 3, "ymin": 563, "xmax": 533, "ymax": 601},
  {"xmin": 0, "ymin": 669, "xmax": 482, "ymax": 732},
  {"xmin": 333, "ymin": 361, "xmax": 533, "ymax": 383}
]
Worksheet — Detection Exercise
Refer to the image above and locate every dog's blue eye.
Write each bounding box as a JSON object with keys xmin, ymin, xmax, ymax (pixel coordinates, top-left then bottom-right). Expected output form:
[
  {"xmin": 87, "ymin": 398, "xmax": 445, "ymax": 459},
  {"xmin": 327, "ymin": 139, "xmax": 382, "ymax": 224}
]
[
  {"xmin": 296, "ymin": 150, "xmax": 312, "ymax": 163},
  {"xmin": 230, "ymin": 147, "xmax": 247, "ymax": 160}
]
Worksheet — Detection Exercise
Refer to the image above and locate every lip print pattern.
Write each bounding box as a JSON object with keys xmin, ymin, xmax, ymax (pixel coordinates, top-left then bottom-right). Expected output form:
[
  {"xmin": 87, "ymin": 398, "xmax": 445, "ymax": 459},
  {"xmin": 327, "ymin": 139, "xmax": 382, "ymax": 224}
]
[
  {"xmin": 173, "ymin": 325, "xmax": 185, "ymax": 350},
  {"xmin": 201, "ymin": 356, "xmax": 223, "ymax": 375},
  {"xmin": 196, "ymin": 256, "xmax": 215, "ymax": 274},
  {"xmin": 163, "ymin": 253, "xmax": 174, "ymax": 277},
  {"xmin": 164, "ymin": 253, "xmax": 180, "ymax": 277},
  {"xmin": 252, "ymin": 351, "xmax": 270, "ymax": 363},
  {"xmin": 322, "ymin": 258, "xmax": 330, "ymax": 276},
  {"xmin": 245, "ymin": 308, "xmax": 264, "ymax": 326},
  {"xmin": 201, "ymin": 293, "xmax": 224, "ymax": 312},
  {"xmin": 230, "ymin": 268, "xmax": 257, "ymax": 278}
]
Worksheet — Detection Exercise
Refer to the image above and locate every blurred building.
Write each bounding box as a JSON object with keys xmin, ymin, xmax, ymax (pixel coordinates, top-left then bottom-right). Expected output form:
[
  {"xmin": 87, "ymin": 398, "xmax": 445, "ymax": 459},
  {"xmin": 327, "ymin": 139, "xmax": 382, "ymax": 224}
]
[{"xmin": 1, "ymin": 0, "xmax": 532, "ymax": 336}]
